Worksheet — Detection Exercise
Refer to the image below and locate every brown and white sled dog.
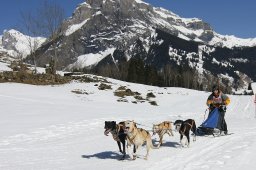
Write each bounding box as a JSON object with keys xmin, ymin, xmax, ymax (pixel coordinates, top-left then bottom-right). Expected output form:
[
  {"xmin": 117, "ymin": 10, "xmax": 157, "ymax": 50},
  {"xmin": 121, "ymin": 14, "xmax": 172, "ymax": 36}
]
[
  {"xmin": 174, "ymin": 119, "xmax": 196, "ymax": 147},
  {"xmin": 152, "ymin": 121, "xmax": 174, "ymax": 148},
  {"xmin": 124, "ymin": 120, "xmax": 157, "ymax": 160}
]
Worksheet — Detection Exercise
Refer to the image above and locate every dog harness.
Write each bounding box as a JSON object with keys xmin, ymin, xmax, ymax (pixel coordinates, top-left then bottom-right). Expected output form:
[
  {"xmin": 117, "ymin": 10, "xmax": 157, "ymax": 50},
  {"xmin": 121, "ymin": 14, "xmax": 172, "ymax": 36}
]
[
  {"xmin": 153, "ymin": 123, "xmax": 171, "ymax": 135},
  {"xmin": 110, "ymin": 124, "xmax": 121, "ymax": 142},
  {"xmin": 180, "ymin": 121, "xmax": 194, "ymax": 135},
  {"xmin": 127, "ymin": 129, "xmax": 137, "ymax": 144}
]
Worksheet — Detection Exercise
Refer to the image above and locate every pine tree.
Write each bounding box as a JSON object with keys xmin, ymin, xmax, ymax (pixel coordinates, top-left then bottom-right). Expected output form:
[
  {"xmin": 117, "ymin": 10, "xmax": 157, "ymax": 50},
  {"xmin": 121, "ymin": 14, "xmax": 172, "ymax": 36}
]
[
  {"xmin": 127, "ymin": 58, "xmax": 145, "ymax": 84},
  {"xmin": 127, "ymin": 58, "xmax": 138, "ymax": 83},
  {"xmin": 144, "ymin": 64, "xmax": 158, "ymax": 86}
]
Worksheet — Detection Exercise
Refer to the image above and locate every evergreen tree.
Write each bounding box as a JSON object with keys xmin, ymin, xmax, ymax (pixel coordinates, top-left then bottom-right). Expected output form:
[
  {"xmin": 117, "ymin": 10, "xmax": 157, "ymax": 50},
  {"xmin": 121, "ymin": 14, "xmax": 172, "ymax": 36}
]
[
  {"xmin": 127, "ymin": 58, "xmax": 145, "ymax": 84},
  {"xmin": 127, "ymin": 58, "xmax": 138, "ymax": 83},
  {"xmin": 144, "ymin": 64, "xmax": 158, "ymax": 86}
]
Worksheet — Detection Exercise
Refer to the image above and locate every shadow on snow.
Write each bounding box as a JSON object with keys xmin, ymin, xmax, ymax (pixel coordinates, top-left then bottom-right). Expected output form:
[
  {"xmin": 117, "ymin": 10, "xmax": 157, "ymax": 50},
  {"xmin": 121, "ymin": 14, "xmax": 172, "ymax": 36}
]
[
  {"xmin": 152, "ymin": 139, "xmax": 180, "ymax": 148},
  {"xmin": 82, "ymin": 151, "xmax": 122, "ymax": 160}
]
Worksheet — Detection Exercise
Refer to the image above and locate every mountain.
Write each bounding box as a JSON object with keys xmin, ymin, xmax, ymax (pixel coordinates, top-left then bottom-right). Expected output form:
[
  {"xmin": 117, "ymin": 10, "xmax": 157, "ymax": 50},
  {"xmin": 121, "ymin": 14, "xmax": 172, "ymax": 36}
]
[
  {"xmin": 27, "ymin": 0, "xmax": 256, "ymax": 92},
  {"xmin": 0, "ymin": 29, "xmax": 46, "ymax": 62}
]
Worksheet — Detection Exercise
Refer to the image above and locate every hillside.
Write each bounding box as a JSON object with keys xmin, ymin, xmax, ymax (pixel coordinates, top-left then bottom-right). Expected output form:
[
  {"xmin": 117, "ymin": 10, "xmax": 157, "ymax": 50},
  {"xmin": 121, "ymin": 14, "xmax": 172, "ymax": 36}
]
[{"xmin": 0, "ymin": 76, "xmax": 256, "ymax": 170}]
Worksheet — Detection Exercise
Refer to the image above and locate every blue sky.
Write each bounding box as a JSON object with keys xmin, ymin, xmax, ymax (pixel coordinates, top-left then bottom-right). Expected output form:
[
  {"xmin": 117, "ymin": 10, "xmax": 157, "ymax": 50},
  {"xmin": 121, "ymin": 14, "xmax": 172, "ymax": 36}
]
[
  {"xmin": 0, "ymin": 0, "xmax": 255, "ymax": 38},
  {"xmin": 145, "ymin": 0, "xmax": 256, "ymax": 38}
]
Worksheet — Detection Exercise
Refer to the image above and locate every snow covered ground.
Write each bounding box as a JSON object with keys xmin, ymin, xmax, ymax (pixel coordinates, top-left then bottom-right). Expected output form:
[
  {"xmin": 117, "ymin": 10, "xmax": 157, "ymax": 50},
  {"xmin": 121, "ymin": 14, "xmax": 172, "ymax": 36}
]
[
  {"xmin": 0, "ymin": 62, "xmax": 12, "ymax": 72},
  {"xmin": 0, "ymin": 77, "xmax": 256, "ymax": 170}
]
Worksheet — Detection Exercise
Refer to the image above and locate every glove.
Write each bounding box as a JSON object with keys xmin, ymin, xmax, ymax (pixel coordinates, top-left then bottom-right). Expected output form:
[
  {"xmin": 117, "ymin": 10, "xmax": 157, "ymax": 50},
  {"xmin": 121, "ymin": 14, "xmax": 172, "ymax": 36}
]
[
  {"xmin": 213, "ymin": 103, "xmax": 221, "ymax": 108},
  {"xmin": 219, "ymin": 105, "xmax": 227, "ymax": 112}
]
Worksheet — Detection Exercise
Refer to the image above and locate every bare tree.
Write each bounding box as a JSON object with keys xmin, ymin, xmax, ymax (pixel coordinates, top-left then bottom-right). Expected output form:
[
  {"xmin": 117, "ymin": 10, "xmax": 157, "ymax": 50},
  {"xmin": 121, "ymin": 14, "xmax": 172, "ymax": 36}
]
[
  {"xmin": 37, "ymin": 1, "xmax": 65, "ymax": 37},
  {"xmin": 37, "ymin": 0, "xmax": 65, "ymax": 72},
  {"xmin": 162, "ymin": 64, "xmax": 173, "ymax": 86},
  {"xmin": 20, "ymin": 0, "xmax": 65, "ymax": 74},
  {"xmin": 20, "ymin": 11, "xmax": 43, "ymax": 73}
]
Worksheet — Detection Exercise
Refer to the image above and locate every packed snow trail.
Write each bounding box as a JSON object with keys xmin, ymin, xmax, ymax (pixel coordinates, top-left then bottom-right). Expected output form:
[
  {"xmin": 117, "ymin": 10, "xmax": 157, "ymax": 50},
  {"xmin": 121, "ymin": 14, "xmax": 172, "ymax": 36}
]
[{"xmin": 0, "ymin": 81, "xmax": 256, "ymax": 170}]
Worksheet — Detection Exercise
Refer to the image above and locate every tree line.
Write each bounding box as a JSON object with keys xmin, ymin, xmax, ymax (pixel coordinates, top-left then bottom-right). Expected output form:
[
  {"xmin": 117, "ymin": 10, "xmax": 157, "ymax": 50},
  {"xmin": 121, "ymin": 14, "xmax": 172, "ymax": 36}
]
[{"xmin": 76, "ymin": 58, "xmax": 210, "ymax": 91}]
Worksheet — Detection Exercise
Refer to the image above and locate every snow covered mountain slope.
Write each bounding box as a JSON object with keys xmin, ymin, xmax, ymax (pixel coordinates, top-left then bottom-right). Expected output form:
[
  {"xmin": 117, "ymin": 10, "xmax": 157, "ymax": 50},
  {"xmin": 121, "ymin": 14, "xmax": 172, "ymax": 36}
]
[
  {"xmin": 28, "ymin": 0, "xmax": 256, "ymax": 91},
  {"xmin": 0, "ymin": 29, "xmax": 46, "ymax": 59},
  {"xmin": 209, "ymin": 33, "xmax": 256, "ymax": 48},
  {"xmin": 0, "ymin": 77, "xmax": 256, "ymax": 170},
  {"xmin": 33, "ymin": 0, "xmax": 256, "ymax": 69},
  {"xmin": 62, "ymin": 0, "xmax": 256, "ymax": 49}
]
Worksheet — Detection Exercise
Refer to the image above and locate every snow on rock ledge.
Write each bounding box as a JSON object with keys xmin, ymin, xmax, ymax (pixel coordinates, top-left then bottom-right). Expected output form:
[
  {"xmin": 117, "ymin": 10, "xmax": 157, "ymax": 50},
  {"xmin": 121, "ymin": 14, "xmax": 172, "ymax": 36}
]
[{"xmin": 67, "ymin": 48, "xmax": 116, "ymax": 69}]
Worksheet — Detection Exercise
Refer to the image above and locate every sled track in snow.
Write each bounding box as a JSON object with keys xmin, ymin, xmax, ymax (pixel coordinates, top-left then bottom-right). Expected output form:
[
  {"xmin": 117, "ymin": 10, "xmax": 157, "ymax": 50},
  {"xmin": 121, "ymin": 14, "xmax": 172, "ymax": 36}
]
[{"xmin": 0, "ymin": 117, "xmax": 125, "ymax": 147}]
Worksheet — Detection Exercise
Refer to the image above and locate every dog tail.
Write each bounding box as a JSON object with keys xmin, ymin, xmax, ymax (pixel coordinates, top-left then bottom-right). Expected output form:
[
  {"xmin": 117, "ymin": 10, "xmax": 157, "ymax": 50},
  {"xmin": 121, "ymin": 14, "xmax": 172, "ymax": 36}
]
[
  {"xmin": 191, "ymin": 120, "xmax": 197, "ymax": 142},
  {"xmin": 192, "ymin": 120, "xmax": 197, "ymax": 135}
]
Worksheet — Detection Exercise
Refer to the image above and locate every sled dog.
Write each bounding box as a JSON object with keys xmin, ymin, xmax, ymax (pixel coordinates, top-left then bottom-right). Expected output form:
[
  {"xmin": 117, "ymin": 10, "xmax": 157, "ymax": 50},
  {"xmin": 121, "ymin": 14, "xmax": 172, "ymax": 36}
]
[
  {"xmin": 124, "ymin": 120, "xmax": 156, "ymax": 160},
  {"xmin": 152, "ymin": 121, "xmax": 174, "ymax": 148},
  {"xmin": 174, "ymin": 119, "xmax": 196, "ymax": 147},
  {"xmin": 104, "ymin": 121, "xmax": 126, "ymax": 159}
]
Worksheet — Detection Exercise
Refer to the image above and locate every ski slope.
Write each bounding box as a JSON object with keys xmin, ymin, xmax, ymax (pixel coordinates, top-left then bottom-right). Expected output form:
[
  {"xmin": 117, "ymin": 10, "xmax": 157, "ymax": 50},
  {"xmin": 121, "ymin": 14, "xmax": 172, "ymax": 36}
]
[{"xmin": 0, "ymin": 78, "xmax": 256, "ymax": 170}]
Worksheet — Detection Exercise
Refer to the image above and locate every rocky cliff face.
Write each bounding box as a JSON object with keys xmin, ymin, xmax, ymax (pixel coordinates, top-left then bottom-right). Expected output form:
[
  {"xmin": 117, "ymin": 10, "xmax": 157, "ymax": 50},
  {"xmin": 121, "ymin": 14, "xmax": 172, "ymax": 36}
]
[
  {"xmin": 28, "ymin": 0, "xmax": 256, "ymax": 91},
  {"xmin": 31, "ymin": 0, "xmax": 212, "ymax": 65},
  {"xmin": 0, "ymin": 29, "xmax": 46, "ymax": 60}
]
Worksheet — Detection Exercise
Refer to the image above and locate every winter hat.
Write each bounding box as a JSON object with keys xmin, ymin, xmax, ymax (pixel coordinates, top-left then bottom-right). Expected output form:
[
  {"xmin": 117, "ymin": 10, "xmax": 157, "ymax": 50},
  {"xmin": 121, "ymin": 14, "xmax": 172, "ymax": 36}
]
[{"xmin": 212, "ymin": 85, "xmax": 219, "ymax": 92}]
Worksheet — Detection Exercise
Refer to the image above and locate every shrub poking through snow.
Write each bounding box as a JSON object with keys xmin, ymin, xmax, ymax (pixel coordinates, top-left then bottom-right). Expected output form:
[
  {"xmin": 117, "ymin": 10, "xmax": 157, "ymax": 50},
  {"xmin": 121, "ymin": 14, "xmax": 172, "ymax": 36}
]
[
  {"xmin": 117, "ymin": 86, "xmax": 127, "ymax": 91},
  {"xmin": 98, "ymin": 83, "xmax": 112, "ymax": 90},
  {"xmin": 72, "ymin": 75, "xmax": 109, "ymax": 83},
  {"xmin": 114, "ymin": 87, "xmax": 157, "ymax": 105},
  {"xmin": 149, "ymin": 101, "xmax": 158, "ymax": 106},
  {"xmin": 147, "ymin": 92, "xmax": 156, "ymax": 98},
  {"xmin": 71, "ymin": 89, "xmax": 89, "ymax": 95},
  {"xmin": 134, "ymin": 95, "xmax": 145, "ymax": 100},
  {"xmin": 0, "ymin": 71, "xmax": 70, "ymax": 85},
  {"xmin": 117, "ymin": 98, "xmax": 128, "ymax": 102},
  {"xmin": 114, "ymin": 88, "xmax": 135, "ymax": 97}
]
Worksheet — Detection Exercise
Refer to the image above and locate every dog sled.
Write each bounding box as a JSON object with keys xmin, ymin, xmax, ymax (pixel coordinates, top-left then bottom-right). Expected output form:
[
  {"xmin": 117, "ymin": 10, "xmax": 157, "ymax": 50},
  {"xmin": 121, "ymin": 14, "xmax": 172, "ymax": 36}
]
[{"xmin": 197, "ymin": 108, "xmax": 229, "ymax": 137}]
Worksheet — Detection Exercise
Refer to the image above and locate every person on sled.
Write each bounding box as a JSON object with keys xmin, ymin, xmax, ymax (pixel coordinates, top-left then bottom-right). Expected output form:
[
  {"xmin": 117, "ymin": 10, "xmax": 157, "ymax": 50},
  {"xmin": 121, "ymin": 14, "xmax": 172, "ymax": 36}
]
[{"xmin": 206, "ymin": 85, "xmax": 230, "ymax": 135}]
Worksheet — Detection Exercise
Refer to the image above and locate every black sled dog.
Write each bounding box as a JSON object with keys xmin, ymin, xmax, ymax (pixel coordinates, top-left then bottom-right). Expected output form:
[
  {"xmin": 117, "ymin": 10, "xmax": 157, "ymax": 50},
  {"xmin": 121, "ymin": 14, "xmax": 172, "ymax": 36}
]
[
  {"xmin": 174, "ymin": 119, "xmax": 196, "ymax": 147},
  {"xmin": 104, "ymin": 121, "xmax": 127, "ymax": 160}
]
